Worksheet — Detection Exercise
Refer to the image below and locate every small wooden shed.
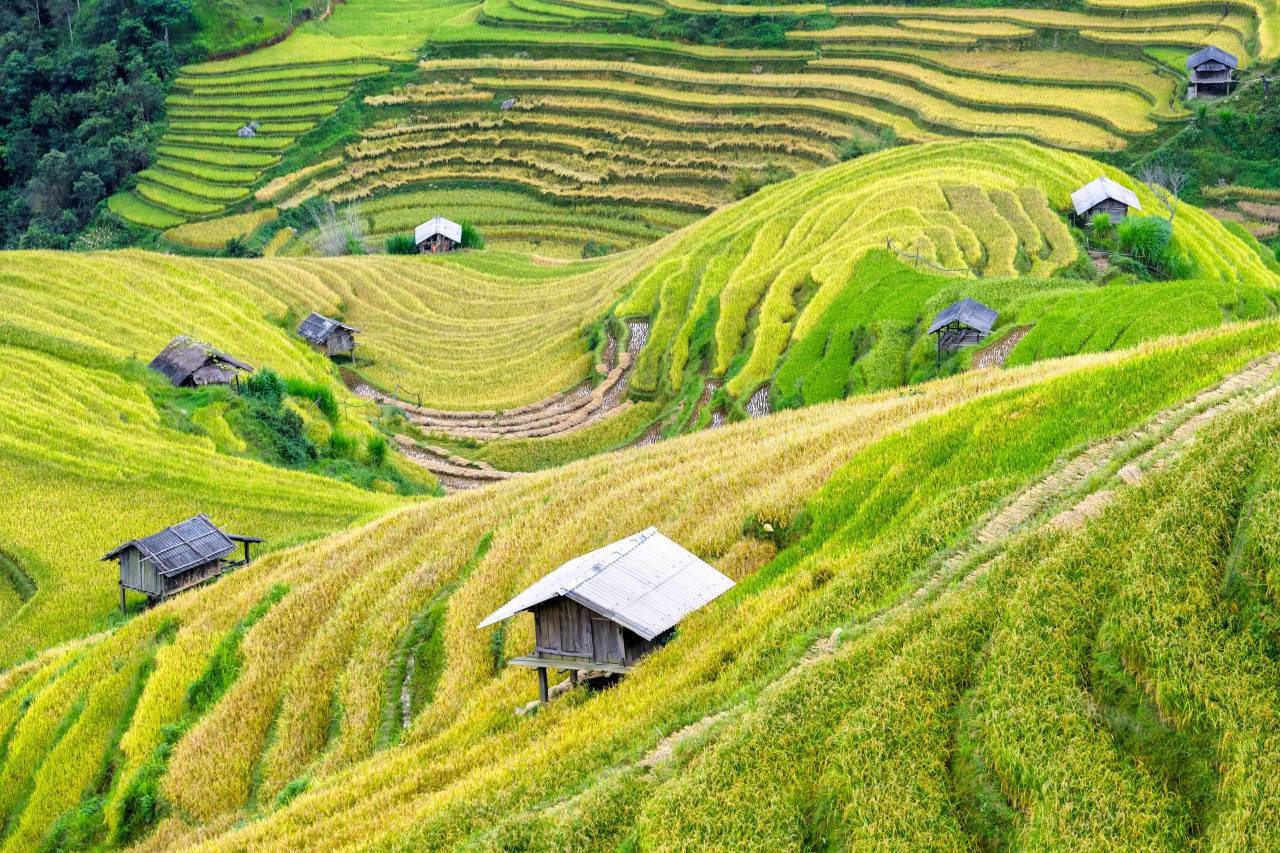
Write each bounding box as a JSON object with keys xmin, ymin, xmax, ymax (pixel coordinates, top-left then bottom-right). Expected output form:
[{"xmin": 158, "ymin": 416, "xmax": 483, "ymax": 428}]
[
  {"xmin": 477, "ymin": 527, "xmax": 735, "ymax": 702},
  {"xmin": 101, "ymin": 514, "xmax": 262, "ymax": 610},
  {"xmin": 1187, "ymin": 46, "xmax": 1238, "ymax": 98},
  {"xmin": 149, "ymin": 336, "xmax": 253, "ymax": 388},
  {"xmin": 928, "ymin": 297, "xmax": 998, "ymax": 353},
  {"xmin": 297, "ymin": 312, "xmax": 360, "ymax": 358},
  {"xmin": 1071, "ymin": 176, "xmax": 1142, "ymax": 225},
  {"xmin": 415, "ymin": 215, "xmax": 462, "ymax": 253}
]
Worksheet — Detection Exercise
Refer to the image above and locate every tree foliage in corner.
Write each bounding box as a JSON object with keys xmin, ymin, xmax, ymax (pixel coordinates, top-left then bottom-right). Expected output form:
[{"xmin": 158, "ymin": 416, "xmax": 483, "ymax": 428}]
[{"xmin": 0, "ymin": 0, "xmax": 195, "ymax": 249}]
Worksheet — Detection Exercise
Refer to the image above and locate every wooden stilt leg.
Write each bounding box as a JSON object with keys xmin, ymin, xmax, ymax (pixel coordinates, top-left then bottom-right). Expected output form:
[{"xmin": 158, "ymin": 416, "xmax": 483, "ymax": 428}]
[
  {"xmin": 570, "ymin": 669, "xmax": 578, "ymax": 686},
  {"xmin": 538, "ymin": 667, "xmax": 549, "ymax": 704},
  {"xmin": 120, "ymin": 583, "xmax": 126, "ymax": 614}
]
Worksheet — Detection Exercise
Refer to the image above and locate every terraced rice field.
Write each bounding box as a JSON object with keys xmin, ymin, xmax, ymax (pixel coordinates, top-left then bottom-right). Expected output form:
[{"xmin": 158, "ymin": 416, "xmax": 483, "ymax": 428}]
[
  {"xmin": 4, "ymin": 318, "xmax": 1280, "ymax": 850},
  {"xmin": 109, "ymin": 0, "xmax": 479, "ymax": 228},
  {"xmin": 111, "ymin": 56, "xmax": 390, "ymax": 227},
  {"xmin": 257, "ymin": 0, "xmax": 1269, "ymax": 251},
  {"xmin": 612, "ymin": 139, "xmax": 1280, "ymax": 406}
]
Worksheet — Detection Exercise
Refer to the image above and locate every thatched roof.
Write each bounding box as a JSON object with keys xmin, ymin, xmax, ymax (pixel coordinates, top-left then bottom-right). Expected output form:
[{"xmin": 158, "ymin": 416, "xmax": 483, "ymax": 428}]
[{"xmin": 148, "ymin": 336, "xmax": 253, "ymax": 387}]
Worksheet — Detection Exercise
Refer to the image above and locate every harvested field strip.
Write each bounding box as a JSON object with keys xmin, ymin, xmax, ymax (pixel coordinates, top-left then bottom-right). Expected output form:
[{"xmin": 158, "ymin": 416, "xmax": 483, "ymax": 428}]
[
  {"xmin": 351, "ymin": 120, "xmax": 837, "ymax": 163},
  {"xmin": 813, "ymin": 50, "xmax": 1179, "ymax": 116},
  {"xmin": 463, "ymin": 72, "xmax": 1126, "ymax": 149},
  {"xmin": 348, "ymin": 128, "xmax": 822, "ymax": 170},
  {"xmin": 326, "ymin": 163, "xmax": 726, "ymax": 210}
]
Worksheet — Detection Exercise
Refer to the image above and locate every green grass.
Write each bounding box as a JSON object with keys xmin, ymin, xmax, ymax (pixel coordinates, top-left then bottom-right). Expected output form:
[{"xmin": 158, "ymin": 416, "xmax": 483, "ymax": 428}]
[{"xmin": 107, "ymin": 193, "xmax": 184, "ymax": 229}]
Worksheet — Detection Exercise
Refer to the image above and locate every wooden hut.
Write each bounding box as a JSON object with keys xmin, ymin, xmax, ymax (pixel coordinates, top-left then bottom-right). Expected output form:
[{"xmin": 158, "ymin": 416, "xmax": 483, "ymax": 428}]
[
  {"xmin": 414, "ymin": 215, "xmax": 462, "ymax": 253},
  {"xmin": 101, "ymin": 514, "xmax": 262, "ymax": 610},
  {"xmin": 1186, "ymin": 46, "xmax": 1238, "ymax": 98},
  {"xmin": 928, "ymin": 297, "xmax": 998, "ymax": 353},
  {"xmin": 477, "ymin": 527, "xmax": 735, "ymax": 703},
  {"xmin": 297, "ymin": 312, "xmax": 360, "ymax": 359},
  {"xmin": 148, "ymin": 336, "xmax": 253, "ymax": 387},
  {"xmin": 1070, "ymin": 176, "xmax": 1142, "ymax": 225}
]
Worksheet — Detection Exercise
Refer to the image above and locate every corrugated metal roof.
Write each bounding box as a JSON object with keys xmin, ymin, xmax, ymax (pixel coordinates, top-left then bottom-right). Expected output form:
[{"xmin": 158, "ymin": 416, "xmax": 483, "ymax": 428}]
[
  {"xmin": 1070, "ymin": 176, "xmax": 1142, "ymax": 217},
  {"xmin": 927, "ymin": 297, "xmax": 998, "ymax": 335},
  {"xmin": 477, "ymin": 528, "xmax": 735, "ymax": 641},
  {"xmin": 415, "ymin": 215, "xmax": 463, "ymax": 246},
  {"xmin": 148, "ymin": 336, "xmax": 253, "ymax": 387},
  {"xmin": 101, "ymin": 514, "xmax": 238, "ymax": 577},
  {"xmin": 1187, "ymin": 45, "xmax": 1238, "ymax": 69},
  {"xmin": 297, "ymin": 312, "xmax": 360, "ymax": 345}
]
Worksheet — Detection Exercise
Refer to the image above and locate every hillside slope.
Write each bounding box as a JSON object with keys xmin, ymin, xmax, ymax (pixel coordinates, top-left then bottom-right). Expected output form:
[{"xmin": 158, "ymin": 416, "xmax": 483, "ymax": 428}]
[
  {"xmin": 1, "ymin": 320, "xmax": 1278, "ymax": 850},
  {"xmin": 267, "ymin": 0, "xmax": 1271, "ymax": 254},
  {"xmin": 613, "ymin": 138, "xmax": 1280, "ymax": 409},
  {"xmin": 0, "ymin": 244, "xmax": 649, "ymax": 664}
]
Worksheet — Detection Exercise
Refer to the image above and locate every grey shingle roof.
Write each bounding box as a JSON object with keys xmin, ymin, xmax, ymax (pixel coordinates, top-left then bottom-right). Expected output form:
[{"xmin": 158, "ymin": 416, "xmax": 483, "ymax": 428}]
[
  {"xmin": 1187, "ymin": 45, "xmax": 1238, "ymax": 69},
  {"xmin": 1070, "ymin": 176, "xmax": 1142, "ymax": 217},
  {"xmin": 927, "ymin": 297, "xmax": 999, "ymax": 336},
  {"xmin": 477, "ymin": 527, "xmax": 735, "ymax": 641},
  {"xmin": 101, "ymin": 515, "xmax": 260, "ymax": 577},
  {"xmin": 297, "ymin": 312, "xmax": 360, "ymax": 345},
  {"xmin": 414, "ymin": 215, "xmax": 463, "ymax": 245},
  {"xmin": 148, "ymin": 336, "xmax": 253, "ymax": 387}
]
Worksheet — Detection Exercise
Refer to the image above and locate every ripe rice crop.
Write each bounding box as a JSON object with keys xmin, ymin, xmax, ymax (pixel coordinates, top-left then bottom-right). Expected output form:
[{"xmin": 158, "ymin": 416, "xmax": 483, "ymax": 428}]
[
  {"xmin": 163, "ymin": 209, "xmax": 280, "ymax": 250},
  {"xmin": 615, "ymin": 140, "xmax": 1277, "ymax": 402},
  {"xmin": 5, "ymin": 316, "xmax": 1280, "ymax": 850},
  {"xmin": 1079, "ymin": 27, "xmax": 1249, "ymax": 62}
]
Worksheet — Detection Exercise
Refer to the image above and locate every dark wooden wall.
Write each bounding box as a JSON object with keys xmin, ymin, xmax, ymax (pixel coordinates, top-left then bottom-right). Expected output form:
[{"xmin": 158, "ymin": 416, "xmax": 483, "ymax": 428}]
[
  {"xmin": 1083, "ymin": 199, "xmax": 1130, "ymax": 225},
  {"xmin": 533, "ymin": 597, "xmax": 663, "ymax": 666},
  {"xmin": 161, "ymin": 560, "xmax": 225, "ymax": 597}
]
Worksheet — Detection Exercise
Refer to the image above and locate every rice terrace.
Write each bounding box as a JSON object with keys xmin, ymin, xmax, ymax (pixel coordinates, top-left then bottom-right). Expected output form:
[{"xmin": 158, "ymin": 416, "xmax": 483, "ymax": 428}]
[{"xmin": 2, "ymin": 0, "xmax": 1280, "ymax": 847}]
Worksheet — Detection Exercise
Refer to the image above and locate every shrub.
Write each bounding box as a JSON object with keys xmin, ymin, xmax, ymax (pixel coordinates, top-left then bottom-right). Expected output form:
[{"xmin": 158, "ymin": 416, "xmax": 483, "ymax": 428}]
[
  {"xmin": 329, "ymin": 430, "xmax": 358, "ymax": 458},
  {"xmin": 243, "ymin": 369, "xmax": 287, "ymax": 406},
  {"xmin": 460, "ymin": 221, "xmax": 485, "ymax": 249},
  {"xmin": 582, "ymin": 240, "xmax": 613, "ymax": 258},
  {"xmin": 730, "ymin": 164, "xmax": 794, "ymax": 199},
  {"xmin": 1089, "ymin": 213, "xmax": 1114, "ymax": 243},
  {"xmin": 386, "ymin": 234, "xmax": 416, "ymax": 255},
  {"xmin": 367, "ymin": 435, "xmax": 388, "ymax": 468},
  {"xmin": 283, "ymin": 377, "xmax": 338, "ymax": 421}
]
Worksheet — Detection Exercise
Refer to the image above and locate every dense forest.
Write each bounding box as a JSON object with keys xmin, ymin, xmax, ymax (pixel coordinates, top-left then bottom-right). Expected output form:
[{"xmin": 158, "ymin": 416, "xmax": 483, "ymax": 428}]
[
  {"xmin": 0, "ymin": 0, "xmax": 199, "ymax": 248},
  {"xmin": 0, "ymin": 0, "xmax": 313, "ymax": 250}
]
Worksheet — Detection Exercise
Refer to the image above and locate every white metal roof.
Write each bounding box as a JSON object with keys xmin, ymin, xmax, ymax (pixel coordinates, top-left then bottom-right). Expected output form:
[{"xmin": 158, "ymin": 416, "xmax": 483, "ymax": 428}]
[
  {"xmin": 476, "ymin": 527, "xmax": 735, "ymax": 641},
  {"xmin": 414, "ymin": 215, "xmax": 462, "ymax": 246},
  {"xmin": 1070, "ymin": 176, "xmax": 1142, "ymax": 217}
]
